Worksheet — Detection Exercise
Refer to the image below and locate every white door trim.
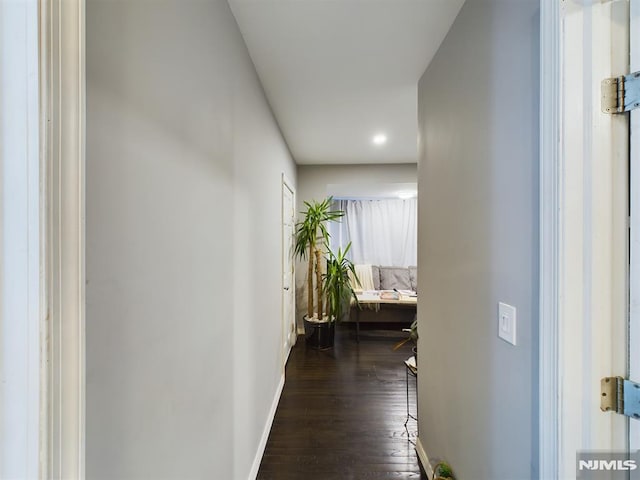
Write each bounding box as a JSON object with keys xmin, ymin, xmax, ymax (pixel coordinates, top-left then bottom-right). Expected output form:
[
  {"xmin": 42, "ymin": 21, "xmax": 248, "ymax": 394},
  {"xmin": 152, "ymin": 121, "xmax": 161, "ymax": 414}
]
[
  {"xmin": 540, "ymin": 0, "xmax": 630, "ymax": 477},
  {"xmin": 629, "ymin": 0, "xmax": 640, "ymax": 452},
  {"xmin": 42, "ymin": 0, "xmax": 86, "ymax": 477},
  {"xmin": 282, "ymin": 173, "xmax": 296, "ymax": 368}
]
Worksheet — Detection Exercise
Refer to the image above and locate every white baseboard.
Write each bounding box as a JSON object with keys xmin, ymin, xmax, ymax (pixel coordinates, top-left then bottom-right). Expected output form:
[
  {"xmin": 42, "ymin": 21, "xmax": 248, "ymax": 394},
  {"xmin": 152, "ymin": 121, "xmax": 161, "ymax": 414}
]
[
  {"xmin": 415, "ymin": 436, "xmax": 434, "ymax": 479},
  {"xmin": 284, "ymin": 344, "xmax": 293, "ymax": 366},
  {"xmin": 248, "ymin": 374, "xmax": 285, "ymax": 480}
]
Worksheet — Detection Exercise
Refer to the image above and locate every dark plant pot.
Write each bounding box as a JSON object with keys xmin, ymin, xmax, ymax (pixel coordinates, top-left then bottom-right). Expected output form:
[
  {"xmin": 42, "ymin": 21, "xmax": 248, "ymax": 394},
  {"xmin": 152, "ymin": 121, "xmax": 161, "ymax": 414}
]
[{"xmin": 304, "ymin": 316, "xmax": 335, "ymax": 350}]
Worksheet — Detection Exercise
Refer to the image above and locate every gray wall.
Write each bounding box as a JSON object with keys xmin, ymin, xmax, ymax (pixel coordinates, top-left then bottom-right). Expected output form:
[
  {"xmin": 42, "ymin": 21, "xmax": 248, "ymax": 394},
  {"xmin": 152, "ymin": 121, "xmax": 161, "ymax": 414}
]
[
  {"xmin": 295, "ymin": 163, "xmax": 417, "ymax": 325},
  {"xmin": 416, "ymin": 0, "xmax": 539, "ymax": 478},
  {"xmin": 86, "ymin": 1, "xmax": 296, "ymax": 478}
]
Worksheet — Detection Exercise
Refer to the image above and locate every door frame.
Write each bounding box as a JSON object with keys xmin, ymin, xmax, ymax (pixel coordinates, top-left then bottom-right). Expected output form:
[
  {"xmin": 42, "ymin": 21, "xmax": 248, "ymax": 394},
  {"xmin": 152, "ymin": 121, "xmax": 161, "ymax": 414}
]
[
  {"xmin": 0, "ymin": 0, "xmax": 85, "ymax": 477},
  {"xmin": 41, "ymin": 0, "xmax": 86, "ymax": 477},
  {"xmin": 631, "ymin": 0, "xmax": 640, "ymax": 452},
  {"xmin": 540, "ymin": 0, "xmax": 630, "ymax": 477},
  {"xmin": 281, "ymin": 173, "xmax": 296, "ymax": 368}
]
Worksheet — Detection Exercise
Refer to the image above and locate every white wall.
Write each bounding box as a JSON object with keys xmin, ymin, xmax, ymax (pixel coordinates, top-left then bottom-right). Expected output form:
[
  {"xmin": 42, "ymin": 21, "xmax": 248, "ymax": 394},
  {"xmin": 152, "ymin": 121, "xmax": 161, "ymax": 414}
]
[
  {"xmin": 296, "ymin": 164, "xmax": 417, "ymax": 208},
  {"xmin": 86, "ymin": 1, "xmax": 295, "ymax": 478},
  {"xmin": 416, "ymin": 0, "xmax": 539, "ymax": 478}
]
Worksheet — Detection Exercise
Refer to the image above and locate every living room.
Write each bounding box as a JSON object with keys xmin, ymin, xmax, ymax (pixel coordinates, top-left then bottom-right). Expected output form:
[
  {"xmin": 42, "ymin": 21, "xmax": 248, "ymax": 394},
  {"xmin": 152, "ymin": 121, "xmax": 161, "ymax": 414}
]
[{"xmin": 295, "ymin": 163, "xmax": 418, "ymax": 334}]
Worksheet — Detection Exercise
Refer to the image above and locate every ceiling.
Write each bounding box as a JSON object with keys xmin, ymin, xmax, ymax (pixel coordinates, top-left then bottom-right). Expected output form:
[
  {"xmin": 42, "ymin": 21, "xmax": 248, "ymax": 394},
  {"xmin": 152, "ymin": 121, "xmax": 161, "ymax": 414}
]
[{"xmin": 228, "ymin": 0, "xmax": 465, "ymax": 165}]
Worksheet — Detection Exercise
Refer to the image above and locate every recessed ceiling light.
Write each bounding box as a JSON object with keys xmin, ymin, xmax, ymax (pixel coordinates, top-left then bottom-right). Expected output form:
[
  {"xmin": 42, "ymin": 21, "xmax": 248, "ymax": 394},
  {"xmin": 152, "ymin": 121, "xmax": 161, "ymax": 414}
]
[{"xmin": 372, "ymin": 134, "xmax": 387, "ymax": 146}]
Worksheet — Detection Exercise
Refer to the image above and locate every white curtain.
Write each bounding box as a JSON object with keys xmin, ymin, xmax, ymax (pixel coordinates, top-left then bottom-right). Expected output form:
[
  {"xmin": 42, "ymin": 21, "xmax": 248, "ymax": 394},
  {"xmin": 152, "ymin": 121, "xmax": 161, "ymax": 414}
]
[{"xmin": 330, "ymin": 199, "xmax": 417, "ymax": 267}]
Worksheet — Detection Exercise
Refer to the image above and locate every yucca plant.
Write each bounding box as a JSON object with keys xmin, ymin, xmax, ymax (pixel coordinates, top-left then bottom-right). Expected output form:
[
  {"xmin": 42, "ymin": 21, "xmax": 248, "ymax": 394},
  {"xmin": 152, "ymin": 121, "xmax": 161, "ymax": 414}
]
[
  {"xmin": 294, "ymin": 197, "xmax": 344, "ymax": 321},
  {"xmin": 323, "ymin": 242, "xmax": 359, "ymax": 323}
]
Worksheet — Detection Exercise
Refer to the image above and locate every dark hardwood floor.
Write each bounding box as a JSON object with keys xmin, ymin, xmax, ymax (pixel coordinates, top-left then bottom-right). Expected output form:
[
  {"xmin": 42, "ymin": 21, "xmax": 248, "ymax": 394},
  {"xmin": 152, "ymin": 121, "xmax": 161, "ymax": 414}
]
[{"xmin": 257, "ymin": 323, "xmax": 425, "ymax": 480}]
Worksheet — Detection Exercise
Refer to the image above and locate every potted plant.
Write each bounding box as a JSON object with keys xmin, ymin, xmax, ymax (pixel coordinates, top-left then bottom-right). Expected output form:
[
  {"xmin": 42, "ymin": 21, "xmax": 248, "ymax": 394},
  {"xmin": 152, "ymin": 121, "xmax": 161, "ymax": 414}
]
[
  {"xmin": 324, "ymin": 242, "xmax": 359, "ymax": 325},
  {"xmin": 294, "ymin": 197, "xmax": 345, "ymax": 349},
  {"xmin": 433, "ymin": 462, "xmax": 455, "ymax": 479}
]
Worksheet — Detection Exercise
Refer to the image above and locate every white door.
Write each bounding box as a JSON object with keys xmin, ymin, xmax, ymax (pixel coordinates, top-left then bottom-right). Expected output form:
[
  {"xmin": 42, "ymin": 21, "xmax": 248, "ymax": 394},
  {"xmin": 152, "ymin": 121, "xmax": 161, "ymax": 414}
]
[
  {"xmin": 555, "ymin": 1, "xmax": 629, "ymax": 477},
  {"xmin": 282, "ymin": 177, "xmax": 296, "ymax": 365},
  {"xmin": 630, "ymin": 0, "xmax": 640, "ymax": 456}
]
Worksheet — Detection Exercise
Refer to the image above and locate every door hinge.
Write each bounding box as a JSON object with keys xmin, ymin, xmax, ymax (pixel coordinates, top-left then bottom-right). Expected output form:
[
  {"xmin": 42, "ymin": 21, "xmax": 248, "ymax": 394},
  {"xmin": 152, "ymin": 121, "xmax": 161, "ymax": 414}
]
[
  {"xmin": 601, "ymin": 377, "xmax": 640, "ymax": 419},
  {"xmin": 601, "ymin": 71, "xmax": 640, "ymax": 114}
]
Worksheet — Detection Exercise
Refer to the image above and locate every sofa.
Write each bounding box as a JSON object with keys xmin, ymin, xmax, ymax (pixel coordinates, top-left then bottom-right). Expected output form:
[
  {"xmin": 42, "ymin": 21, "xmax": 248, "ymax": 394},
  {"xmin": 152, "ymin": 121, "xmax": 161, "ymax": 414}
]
[
  {"xmin": 369, "ymin": 265, "xmax": 418, "ymax": 292},
  {"xmin": 347, "ymin": 265, "xmax": 418, "ymax": 324}
]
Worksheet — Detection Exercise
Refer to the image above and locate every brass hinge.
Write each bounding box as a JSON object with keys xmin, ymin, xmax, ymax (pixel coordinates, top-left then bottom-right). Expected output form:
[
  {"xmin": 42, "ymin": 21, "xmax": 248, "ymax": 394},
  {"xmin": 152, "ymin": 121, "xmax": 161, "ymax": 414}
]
[
  {"xmin": 601, "ymin": 71, "xmax": 640, "ymax": 114},
  {"xmin": 601, "ymin": 377, "xmax": 640, "ymax": 419}
]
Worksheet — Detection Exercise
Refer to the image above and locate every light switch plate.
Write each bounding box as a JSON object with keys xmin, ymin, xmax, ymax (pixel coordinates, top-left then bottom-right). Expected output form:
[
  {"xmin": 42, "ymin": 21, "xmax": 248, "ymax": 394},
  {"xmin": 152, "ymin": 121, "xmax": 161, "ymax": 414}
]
[{"xmin": 498, "ymin": 302, "xmax": 517, "ymax": 346}]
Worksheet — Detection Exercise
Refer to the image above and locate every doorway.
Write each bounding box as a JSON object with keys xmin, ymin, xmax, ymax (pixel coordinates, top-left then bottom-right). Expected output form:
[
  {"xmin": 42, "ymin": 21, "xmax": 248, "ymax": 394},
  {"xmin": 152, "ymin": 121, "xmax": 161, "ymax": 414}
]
[{"xmin": 282, "ymin": 175, "xmax": 296, "ymax": 366}]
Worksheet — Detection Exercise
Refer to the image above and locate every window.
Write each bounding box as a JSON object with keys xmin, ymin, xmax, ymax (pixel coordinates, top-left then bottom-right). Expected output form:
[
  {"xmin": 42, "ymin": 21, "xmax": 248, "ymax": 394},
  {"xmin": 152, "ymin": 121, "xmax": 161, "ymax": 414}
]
[{"xmin": 329, "ymin": 198, "xmax": 417, "ymax": 267}]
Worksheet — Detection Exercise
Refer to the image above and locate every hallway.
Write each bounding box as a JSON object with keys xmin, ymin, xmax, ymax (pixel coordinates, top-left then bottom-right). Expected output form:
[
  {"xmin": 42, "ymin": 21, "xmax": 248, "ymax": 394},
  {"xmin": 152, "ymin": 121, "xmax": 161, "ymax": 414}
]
[{"xmin": 258, "ymin": 325, "xmax": 424, "ymax": 480}]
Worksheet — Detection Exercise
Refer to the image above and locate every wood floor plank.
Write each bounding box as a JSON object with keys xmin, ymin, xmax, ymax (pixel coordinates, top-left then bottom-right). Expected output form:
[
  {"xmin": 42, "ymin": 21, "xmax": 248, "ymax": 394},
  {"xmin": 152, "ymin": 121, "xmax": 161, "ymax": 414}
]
[{"xmin": 257, "ymin": 324, "xmax": 425, "ymax": 480}]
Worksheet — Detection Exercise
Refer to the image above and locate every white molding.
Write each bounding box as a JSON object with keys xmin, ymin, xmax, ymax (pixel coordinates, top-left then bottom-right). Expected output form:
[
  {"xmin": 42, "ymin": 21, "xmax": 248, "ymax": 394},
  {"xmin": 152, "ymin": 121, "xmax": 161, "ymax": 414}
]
[
  {"xmin": 415, "ymin": 437, "xmax": 434, "ymax": 480},
  {"xmin": 281, "ymin": 173, "xmax": 297, "ymax": 366},
  {"xmin": 282, "ymin": 173, "xmax": 295, "ymax": 195},
  {"xmin": 248, "ymin": 374, "xmax": 285, "ymax": 480},
  {"xmin": 284, "ymin": 344, "xmax": 293, "ymax": 366},
  {"xmin": 538, "ymin": 0, "xmax": 561, "ymax": 477},
  {"xmin": 629, "ymin": 0, "xmax": 640, "ymax": 451},
  {"xmin": 43, "ymin": 0, "xmax": 86, "ymax": 477}
]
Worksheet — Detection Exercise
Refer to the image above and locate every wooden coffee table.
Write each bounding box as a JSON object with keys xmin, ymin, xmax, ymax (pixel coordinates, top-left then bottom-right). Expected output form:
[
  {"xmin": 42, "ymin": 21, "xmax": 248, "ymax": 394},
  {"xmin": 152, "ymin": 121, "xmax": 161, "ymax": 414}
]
[{"xmin": 353, "ymin": 292, "xmax": 417, "ymax": 342}]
